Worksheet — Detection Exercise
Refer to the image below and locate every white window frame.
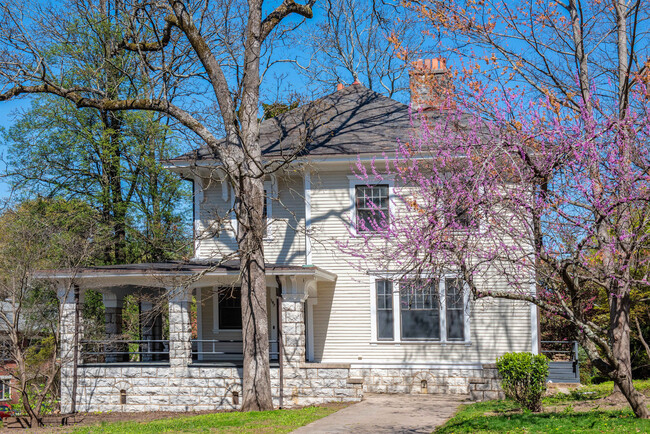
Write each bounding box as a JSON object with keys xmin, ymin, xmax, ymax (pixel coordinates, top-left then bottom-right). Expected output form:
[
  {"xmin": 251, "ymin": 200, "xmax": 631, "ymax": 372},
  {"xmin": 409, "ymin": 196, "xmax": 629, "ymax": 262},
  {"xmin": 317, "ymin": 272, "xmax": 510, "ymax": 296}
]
[
  {"xmin": 348, "ymin": 175, "xmax": 395, "ymax": 236},
  {"xmin": 0, "ymin": 377, "xmax": 10, "ymax": 401},
  {"xmin": 212, "ymin": 287, "xmax": 243, "ymax": 334},
  {"xmin": 229, "ymin": 177, "xmax": 277, "ymax": 241},
  {"xmin": 369, "ymin": 274, "xmax": 471, "ymax": 344}
]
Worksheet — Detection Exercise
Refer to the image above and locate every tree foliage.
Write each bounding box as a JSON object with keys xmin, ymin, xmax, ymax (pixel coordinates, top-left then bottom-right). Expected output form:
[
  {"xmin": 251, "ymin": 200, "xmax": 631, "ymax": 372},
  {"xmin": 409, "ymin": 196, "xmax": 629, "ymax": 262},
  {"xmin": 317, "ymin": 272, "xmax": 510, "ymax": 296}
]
[{"xmin": 0, "ymin": 198, "xmax": 109, "ymax": 424}]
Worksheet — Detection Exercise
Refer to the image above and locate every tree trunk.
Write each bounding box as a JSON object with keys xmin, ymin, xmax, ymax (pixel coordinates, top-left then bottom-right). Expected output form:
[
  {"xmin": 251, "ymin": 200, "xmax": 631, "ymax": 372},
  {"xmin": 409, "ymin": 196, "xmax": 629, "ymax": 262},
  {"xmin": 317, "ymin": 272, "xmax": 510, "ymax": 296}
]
[
  {"xmin": 610, "ymin": 290, "xmax": 649, "ymax": 418},
  {"xmin": 237, "ymin": 175, "xmax": 273, "ymax": 411}
]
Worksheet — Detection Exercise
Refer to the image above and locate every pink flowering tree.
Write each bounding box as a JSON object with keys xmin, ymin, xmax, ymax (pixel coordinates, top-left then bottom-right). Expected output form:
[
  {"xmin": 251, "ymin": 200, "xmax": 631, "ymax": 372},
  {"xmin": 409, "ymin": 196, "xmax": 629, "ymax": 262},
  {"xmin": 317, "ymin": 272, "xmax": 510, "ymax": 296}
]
[{"xmin": 340, "ymin": 91, "xmax": 650, "ymax": 417}]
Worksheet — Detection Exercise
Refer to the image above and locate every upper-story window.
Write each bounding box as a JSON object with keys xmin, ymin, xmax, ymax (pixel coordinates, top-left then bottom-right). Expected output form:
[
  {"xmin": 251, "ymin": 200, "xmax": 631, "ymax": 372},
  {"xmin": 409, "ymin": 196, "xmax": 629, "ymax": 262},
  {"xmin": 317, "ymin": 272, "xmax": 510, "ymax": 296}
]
[
  {"xmin": 348, "ymin": 176, "xmax": 394, "ymax": 235},
  {"xmin": 355, "ymin": 184, "xmax": 389, "ymax": 232}
]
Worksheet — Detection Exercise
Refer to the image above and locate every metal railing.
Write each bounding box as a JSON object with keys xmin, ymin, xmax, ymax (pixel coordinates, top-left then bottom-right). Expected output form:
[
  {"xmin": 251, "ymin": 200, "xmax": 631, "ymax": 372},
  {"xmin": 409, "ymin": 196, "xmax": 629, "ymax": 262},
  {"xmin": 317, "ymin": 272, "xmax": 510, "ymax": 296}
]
[
  {"xmin": 191, "ymin": 339, "xmax": 279, "ymax": 361},
  {"xmin": 81, "ymin": 339, "xmax": 170, "ymax": 363},
  {"xmin": 540, "ymin": 340, "xmax": 579, "ymax": 362}
]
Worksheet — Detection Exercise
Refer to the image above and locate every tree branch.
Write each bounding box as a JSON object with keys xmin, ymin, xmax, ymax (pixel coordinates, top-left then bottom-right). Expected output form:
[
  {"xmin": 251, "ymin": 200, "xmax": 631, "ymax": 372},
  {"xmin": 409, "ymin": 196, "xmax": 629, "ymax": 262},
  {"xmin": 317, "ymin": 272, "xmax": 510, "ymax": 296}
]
[
  {"xmin": 120, "ymin": 15, "xmax": 178, "ymax": 52},
  {"xmin": 261, "ymin": 0, "xmax": 316, "ymax": 41}
]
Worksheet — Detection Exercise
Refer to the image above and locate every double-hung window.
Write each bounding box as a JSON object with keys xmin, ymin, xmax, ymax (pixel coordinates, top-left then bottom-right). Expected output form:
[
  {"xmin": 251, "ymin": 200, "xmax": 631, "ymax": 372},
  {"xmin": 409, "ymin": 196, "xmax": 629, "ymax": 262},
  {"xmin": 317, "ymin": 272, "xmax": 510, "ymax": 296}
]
[
  {"xmin": 0, "ymin": 378, "xmax": 10, "ymax": 401},
  {"xmin": 355, "ymin": 184, "xmax": 389, "ymax": 232},
  {"xmin": 373, "ymin": 278, "xmax": 468, "ymax": 342},
  {"xmin": 400, "ymin": 279, "xmax": 440, "ymax": 340},
  {"xmin": 376, "ymin": 280, "xmax": 394, "ymax": 340},
  {"xmin": 217, "ymin": 288, "xmax": 242, "ymax": 330}
]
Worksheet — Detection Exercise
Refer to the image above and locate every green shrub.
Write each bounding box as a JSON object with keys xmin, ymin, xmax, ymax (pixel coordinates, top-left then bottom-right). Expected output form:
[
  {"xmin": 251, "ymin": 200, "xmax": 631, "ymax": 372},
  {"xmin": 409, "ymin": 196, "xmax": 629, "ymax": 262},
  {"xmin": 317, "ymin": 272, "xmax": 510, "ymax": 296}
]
[{"xmin": 496, "ymin": 352, "xmax": 549, "ymax": 412}]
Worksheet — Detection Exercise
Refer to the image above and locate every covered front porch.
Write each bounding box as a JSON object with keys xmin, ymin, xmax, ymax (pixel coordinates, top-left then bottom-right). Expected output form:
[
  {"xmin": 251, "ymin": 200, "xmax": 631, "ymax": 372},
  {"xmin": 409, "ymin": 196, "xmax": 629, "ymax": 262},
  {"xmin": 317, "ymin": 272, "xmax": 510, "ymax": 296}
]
[
  {"xmin": 39, "ymin": 262, "xmax": 363, "ymax": 413},
  {"xmin": 47, "ymin": 261, "xmax": 333, "ymax": 367}
]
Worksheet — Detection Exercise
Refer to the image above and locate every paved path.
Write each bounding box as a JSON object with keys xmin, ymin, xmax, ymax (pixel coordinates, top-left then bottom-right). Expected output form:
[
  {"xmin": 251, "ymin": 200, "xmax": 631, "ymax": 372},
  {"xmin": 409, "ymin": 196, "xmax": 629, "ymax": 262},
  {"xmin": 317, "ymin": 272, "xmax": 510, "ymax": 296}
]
[{"xmin": 292, "ymin": 394, "xmax": 466, "ymax": 433}]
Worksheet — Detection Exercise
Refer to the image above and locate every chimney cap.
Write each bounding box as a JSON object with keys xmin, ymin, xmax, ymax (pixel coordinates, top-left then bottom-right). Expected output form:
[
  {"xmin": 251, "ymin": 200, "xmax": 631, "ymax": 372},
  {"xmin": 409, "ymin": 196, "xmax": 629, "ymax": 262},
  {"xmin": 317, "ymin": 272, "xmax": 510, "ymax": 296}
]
[
  {"xmin": 412, "ymin": 57, "xmax": 447, "ymax": 72},
  {"xmin": 352, "ymin": 78, "xmax": 361, "ymax": 85},
  {"xmin": 337, "ymin": 83, "xmax": 345, "ymax": 91}
]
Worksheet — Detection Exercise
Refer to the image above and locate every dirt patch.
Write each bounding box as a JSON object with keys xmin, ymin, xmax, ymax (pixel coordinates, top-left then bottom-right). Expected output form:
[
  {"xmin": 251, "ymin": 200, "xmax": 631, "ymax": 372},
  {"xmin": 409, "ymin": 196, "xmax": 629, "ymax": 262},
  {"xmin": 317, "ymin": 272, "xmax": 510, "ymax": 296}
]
[{"xmin": 546, "ymin": 389, "xmax": 650, "ymax": 414}]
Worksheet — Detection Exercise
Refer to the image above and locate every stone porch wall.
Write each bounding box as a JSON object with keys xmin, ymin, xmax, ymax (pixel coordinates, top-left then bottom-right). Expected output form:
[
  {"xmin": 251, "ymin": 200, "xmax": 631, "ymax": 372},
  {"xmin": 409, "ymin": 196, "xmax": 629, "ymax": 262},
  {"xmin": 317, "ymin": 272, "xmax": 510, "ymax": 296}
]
[
  {"xmin": 67, "ymin": 362, "xmax": 500, "ymax": 413},
  {"xmin": 68, "ymin": 364, "xmax": 362, "ymax": 413}
]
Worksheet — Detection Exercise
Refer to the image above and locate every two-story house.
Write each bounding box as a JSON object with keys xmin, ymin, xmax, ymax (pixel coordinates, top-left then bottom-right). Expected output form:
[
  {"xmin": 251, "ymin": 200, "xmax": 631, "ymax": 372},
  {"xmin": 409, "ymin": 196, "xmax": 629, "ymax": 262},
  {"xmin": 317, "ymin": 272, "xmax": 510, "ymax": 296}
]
[{"xmin": 44, "ymin": 58, "xmax": 535, "ymax": 413}]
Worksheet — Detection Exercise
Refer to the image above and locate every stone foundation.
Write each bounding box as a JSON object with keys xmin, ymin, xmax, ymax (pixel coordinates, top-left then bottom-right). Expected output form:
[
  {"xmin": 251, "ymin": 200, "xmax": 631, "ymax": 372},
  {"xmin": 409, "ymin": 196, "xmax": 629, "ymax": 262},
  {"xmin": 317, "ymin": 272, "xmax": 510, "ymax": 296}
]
[
  {"xmin": 65, "ymin": 362, "xmax": 501, "ymax": 412},
  {"xmin": 66, "ymin": 363, "xmax": 363, "ymax": 413},
  {"xmin": 350, "ymin": 364, "xmax": 503, "ymax": 400}
]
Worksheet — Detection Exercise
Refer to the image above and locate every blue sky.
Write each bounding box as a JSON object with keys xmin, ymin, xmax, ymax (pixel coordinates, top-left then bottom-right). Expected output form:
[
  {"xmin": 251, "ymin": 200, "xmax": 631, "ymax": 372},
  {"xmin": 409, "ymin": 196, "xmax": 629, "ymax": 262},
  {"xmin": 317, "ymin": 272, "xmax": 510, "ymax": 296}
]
[
  {"xmin": 0, "ymin": 99, "xmax": 27, "ymax": 199},
  {"xmin": 0, "ymin": 1, "xmax": 422, "ymax": 203}
]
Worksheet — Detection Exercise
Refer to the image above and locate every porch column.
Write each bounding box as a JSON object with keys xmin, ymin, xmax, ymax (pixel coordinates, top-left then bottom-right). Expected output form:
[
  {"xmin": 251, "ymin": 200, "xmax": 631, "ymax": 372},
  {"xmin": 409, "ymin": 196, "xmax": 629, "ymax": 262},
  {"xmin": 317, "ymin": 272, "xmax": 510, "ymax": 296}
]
[
  {"xmin": 168, "ymin": 287, "xmax": 192, "ymax": 367},
  {"xmin": 58, "ymin": 285, "xmax": 82, "ymax": 414},
  {"xmin": 141, "ymin": 301, "xmax": 163, "ymax": 362},
  {"xmin": 103, "ymin": 293, "xmax": 125, "ymax": 363},
  {"xmin": 281, "ymin": 277, "xmax": 308, "ymax": 366}
]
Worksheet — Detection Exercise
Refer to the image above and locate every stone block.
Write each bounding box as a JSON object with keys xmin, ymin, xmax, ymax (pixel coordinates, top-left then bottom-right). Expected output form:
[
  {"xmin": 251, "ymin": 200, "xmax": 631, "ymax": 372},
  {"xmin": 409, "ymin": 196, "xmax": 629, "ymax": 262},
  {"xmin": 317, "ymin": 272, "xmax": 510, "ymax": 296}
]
[
  {"xmin": 282, "ymin": 311, "xmax": 304, "ymax": 323},
  {"xmin": 386, "ymin": 385, "xmax": 410, "ymax": 394},
  {"xmin": 317, "ymin": 369, "xmax": 348, "ymax": 379},
  {"xmin": 174, "ymin": 395, "xmax": 201, "ymax": 406},
  {"xmin": 122, "ymin": 367, "xmax": 142, "ymax": 378},
  {"xmin": 126, "ymin": 395, "xmax": 150, "ymax": 405},
  {"xmin": 473, "ymin": 382, "xmax": 494, "ymax": 391},
  {"xmin": 283, "ymin": 322, "xmax": 305, "ymax": 335},
  {"xmin": 141, "ymin": 367, "xmax": 163, "ymax": 377},
  {"xmin": 334, "ymin": 388, "xmax": 355, "ymax": 397},
  {"xmin": 151, "ymin": 395, "xmax": 170, "ymax": 405},
  {"xmin": 469, "ymin": 390, "xmax": 484, "ymax": 401},
  {"xmin": 148, "ymin": 377, "xmax": 169, "ymax": 387},
  {"xmin": 484, "ymin": 391, "xmax": 505, "ymax": 400}
]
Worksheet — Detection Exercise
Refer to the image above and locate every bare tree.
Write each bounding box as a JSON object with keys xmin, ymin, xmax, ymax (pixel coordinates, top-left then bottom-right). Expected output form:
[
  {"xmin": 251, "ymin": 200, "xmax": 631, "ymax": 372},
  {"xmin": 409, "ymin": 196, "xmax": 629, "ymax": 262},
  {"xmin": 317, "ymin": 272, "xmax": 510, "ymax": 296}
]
[
  {"xmin": 294, "ymin": 0, "xmax": 423, "ymax": 100},
  {"xmin": 0, "ymin": 0, "xmax": 316, "ymax": 410}
]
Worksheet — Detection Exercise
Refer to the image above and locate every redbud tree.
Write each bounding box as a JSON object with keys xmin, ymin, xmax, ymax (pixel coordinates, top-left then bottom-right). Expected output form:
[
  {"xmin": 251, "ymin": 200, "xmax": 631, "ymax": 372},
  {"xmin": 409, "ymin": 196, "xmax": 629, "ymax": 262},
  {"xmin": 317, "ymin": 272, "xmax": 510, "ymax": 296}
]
[{"xmin": 341, "ymin": 91, "xmax": 650, "ymax": 417}]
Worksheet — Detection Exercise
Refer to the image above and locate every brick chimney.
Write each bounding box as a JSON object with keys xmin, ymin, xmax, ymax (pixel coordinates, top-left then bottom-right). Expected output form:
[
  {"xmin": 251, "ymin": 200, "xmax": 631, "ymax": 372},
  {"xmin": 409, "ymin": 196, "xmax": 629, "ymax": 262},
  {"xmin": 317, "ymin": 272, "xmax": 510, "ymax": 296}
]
[{"xmin": 409, "ymin": 58, "xmax": 454, "ymax": 111}]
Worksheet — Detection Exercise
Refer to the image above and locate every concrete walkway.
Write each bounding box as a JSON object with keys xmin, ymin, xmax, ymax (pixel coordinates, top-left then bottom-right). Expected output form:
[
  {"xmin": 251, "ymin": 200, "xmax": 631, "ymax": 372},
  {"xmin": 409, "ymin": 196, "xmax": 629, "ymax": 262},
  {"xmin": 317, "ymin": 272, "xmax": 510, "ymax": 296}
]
[{"xmin": 292, "ymin": 394, "xmax": 466, "ymax": 433}]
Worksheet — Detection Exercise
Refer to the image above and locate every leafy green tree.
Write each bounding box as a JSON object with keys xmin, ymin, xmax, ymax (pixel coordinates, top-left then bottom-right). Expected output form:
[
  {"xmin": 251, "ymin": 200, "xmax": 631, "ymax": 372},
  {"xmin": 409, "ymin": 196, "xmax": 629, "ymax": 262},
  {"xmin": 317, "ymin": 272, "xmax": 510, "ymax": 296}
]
[
  {"xmin": 3, "ymin": 94, "xmax": 189, "ymax": 265},
  {"xmin": 0, "ymin": 198, "xmax": 109, "ymax": 425}
]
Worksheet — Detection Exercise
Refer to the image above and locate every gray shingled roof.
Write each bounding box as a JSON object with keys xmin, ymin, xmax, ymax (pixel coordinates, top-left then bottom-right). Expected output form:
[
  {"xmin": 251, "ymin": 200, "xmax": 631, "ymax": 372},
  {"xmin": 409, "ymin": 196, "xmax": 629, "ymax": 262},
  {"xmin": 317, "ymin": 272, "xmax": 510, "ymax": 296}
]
[{"xmin": 171, "ymin": 84, "xmax": 416, "ymax": 161}]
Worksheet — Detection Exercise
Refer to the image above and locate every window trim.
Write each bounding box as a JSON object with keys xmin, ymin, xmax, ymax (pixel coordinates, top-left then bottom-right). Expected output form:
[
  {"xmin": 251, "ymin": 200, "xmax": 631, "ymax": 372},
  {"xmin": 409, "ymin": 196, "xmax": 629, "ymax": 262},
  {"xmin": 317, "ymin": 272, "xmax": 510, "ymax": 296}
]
[
  {"xmin": 369, "ymin": 274, "xmax": 471, "ymax": 344},
  {"xmin": 348, "ymin": 175, "xmax": 394, "ymax": 236},
  {"xmin": 229, "ymin": 176, "xmax": 277, "ymax": 241},
  {"xmin": 0, "ymin": 376, "xmax": 10, "ymax": 401},
  {"xmin": 212, "ymin": 287, "xmax": 243, "ymax": 334}
]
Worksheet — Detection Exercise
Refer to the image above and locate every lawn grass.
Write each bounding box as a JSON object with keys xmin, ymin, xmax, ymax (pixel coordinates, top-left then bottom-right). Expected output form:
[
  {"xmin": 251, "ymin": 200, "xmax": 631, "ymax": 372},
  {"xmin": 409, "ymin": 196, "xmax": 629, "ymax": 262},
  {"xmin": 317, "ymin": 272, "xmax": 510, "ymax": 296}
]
[
  {"xmin": 69, "ymin": 405, "xmax": 340, "ymax": 433},
  {"xmin": 436, "ymin": 399, "xmax": 650, "ymax": 433}
]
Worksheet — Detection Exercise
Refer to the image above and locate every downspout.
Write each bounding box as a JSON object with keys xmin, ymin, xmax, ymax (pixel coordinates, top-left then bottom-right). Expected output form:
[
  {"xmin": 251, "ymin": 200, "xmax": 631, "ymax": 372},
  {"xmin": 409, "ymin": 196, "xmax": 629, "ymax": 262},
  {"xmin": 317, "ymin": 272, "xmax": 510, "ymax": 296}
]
[
  {"xmin": 275, "ymin": 276, "xmax": 284, "ymax": 409},
  {"xmin": 71, "ymin": 284, "xmax": 80, "ymax": 414},
  {"xmin": 304, "ymin": 171, "xmax": 312, "ymax": 266}
]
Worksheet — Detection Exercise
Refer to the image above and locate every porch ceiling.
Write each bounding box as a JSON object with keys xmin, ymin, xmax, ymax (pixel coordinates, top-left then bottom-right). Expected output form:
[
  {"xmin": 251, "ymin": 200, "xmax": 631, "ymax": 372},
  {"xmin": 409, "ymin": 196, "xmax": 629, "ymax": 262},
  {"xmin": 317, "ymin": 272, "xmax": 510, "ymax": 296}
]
[{"xmin": 34, "ymin": 260, "xmax": 337, "ymax": 289}]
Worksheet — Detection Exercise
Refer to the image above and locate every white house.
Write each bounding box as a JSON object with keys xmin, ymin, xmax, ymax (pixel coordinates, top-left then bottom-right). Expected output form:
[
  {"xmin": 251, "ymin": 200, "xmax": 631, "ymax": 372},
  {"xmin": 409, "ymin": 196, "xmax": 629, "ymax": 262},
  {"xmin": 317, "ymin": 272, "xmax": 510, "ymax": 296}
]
[{"xmin": 46, "ymin": 59, "xmax": 535, "ymax": 413}]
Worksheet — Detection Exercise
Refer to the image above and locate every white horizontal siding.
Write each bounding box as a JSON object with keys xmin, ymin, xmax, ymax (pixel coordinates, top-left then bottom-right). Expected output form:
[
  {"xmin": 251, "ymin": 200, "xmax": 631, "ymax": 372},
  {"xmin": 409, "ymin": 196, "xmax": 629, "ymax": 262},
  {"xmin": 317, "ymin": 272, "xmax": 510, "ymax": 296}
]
[
  {"xmin": 308, "ymin": 169, "xmax": 532, "ymax": 364},
  {"xmin": 194, "ymin": 166, "xmax": 533, "ymax": 365}
]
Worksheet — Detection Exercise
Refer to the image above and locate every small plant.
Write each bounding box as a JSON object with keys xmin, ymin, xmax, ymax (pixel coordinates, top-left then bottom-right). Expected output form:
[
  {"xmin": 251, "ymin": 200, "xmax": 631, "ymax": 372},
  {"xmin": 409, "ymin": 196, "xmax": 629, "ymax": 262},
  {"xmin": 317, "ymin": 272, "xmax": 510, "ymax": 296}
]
[{"xmin": 496, "ymin": 352, "xmax": 549, "ymax": 412}]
